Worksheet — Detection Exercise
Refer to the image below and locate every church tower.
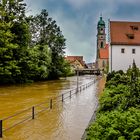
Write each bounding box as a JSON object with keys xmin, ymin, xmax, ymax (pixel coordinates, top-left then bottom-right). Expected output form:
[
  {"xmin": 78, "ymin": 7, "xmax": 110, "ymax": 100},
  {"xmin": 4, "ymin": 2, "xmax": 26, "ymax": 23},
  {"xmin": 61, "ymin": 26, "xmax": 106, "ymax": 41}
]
[
  {"xmin": 96, "ymin": 16, "xmax": 108, "ymax": 70},
  {"xmin": 97, "ymin": 16, "xmax": 106, "ymax": 59}
]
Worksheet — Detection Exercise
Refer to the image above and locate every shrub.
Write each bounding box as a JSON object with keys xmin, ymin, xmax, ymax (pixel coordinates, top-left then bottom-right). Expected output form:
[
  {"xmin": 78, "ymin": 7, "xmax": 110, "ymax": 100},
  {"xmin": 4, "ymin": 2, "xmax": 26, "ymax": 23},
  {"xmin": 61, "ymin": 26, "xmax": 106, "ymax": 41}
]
[
  {"xmin": 86, "ymin": 63, "xmax": 140, "ymax": 140},
  {"xmin": 86, "ymin": 108, "xmax": 140, "ymax": 140}
]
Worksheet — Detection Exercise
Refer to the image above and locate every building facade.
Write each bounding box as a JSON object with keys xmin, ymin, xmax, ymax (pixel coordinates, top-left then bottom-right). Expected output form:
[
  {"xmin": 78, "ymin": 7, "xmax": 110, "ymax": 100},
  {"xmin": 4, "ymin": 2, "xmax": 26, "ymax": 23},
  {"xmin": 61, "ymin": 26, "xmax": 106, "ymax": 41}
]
[
  {"xmin": 96, "ymin": 16, "xmax": 109, "ymax": 71},
  {"xmin": 65, "ymin": 56, "xmax": 87, "ymax": 70},
  {"xmin": 109, "ymin": 21, "xmax": 140, "ymax": 72},
  {"xmin": 98, "ymin": 44, "xmax": 109, "ymax": 70}
]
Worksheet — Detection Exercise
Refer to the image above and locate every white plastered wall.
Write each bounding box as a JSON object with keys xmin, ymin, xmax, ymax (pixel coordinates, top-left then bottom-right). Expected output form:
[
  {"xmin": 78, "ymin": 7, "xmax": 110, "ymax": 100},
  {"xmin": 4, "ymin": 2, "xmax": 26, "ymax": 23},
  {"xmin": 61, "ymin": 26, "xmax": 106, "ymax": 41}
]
[{"xmin": 111, "ymin": 45, "xmax": 140, "ymax": 71}]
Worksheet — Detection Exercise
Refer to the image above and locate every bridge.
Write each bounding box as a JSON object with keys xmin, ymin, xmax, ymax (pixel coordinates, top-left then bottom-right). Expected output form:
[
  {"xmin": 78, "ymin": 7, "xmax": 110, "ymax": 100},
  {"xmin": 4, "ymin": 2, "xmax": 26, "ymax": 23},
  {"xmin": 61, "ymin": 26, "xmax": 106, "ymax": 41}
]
[{"xmin": 75, "ymin": 68, "xmax": 101, "ymax": 75}]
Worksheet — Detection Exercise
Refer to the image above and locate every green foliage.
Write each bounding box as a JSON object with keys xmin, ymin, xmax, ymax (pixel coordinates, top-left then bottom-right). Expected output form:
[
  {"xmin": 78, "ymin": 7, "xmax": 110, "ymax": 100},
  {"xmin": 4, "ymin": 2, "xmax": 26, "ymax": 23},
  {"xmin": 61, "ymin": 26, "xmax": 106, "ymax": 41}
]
[
  {"xmin": 86, "ymin": 62, "xmax": 140, "ymax": 140},
  {"xmin": 18, "ymin": 45, "xmax": 51, "ymax": 83},
  {"xmin": 0, "ymin": 20, "xmax": 20, "ymax": 84},
  {"xmin": 99, "ymin": 84, "xmax": 130, "ymax": 112},
  {"xmin": 0, "ymin": 0, "xmax": 69, "ymax": 84},
  {"xmin": 58, "ymin": 59, "xmax": 74, "ymax": 77},
  {"xmin": 0, "ymin": 0, "xmax": 26, "ymax": 22},
  {"xmin": 106, "ymin": 70, "xmax": 124, "ymax": 82},
  {"xmin": 105, "ymin": 73, "xmax": 129, "ymax": 88},
  {"xmin": 28, "ymin": 9, "xmax": 66, "ymax": 79},
  {"xmin": 87, "ymin": 108, "xmax": 140, "ymax": 140}
]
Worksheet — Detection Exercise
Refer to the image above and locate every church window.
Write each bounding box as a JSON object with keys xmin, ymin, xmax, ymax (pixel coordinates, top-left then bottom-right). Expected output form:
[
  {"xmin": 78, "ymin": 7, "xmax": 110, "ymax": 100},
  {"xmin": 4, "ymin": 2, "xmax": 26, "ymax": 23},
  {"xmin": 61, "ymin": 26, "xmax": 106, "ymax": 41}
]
[
  {"xmin": 121, "ymin": 48, "xmax": 125, "ymax": 53},
  {"xmin": 132, "ymin": 49, "xmax": 136, "ymax": 54},
  {"xmin": 101, "ymin": 42, "xmax": 103, "ymax": 48}
]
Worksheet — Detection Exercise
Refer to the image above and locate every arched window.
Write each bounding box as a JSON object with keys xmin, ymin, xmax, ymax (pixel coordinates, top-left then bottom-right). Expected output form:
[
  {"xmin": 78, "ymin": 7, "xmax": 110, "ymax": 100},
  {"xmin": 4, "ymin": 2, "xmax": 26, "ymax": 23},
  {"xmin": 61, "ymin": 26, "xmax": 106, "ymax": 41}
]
[{"xmin": 101, "ymin": 42, "xmax": 103, "ymax": 48}]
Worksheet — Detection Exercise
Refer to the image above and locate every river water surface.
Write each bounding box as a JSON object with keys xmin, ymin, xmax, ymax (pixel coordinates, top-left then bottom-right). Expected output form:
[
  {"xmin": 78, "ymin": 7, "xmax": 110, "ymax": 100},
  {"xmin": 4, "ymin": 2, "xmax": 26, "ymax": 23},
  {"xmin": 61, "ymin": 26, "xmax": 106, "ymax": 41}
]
[{"xmin": 0, "ymin": 76, "xmax": 98, "ymax": 140}]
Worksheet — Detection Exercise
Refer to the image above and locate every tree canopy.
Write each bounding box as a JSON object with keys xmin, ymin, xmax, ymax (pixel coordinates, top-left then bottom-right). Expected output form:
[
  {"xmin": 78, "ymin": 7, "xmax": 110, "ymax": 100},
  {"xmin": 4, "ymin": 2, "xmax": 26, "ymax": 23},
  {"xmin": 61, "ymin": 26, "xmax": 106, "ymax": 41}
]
[{"xmin": 0, "ymin": 0, "xmax": 71, "ymax": 84}]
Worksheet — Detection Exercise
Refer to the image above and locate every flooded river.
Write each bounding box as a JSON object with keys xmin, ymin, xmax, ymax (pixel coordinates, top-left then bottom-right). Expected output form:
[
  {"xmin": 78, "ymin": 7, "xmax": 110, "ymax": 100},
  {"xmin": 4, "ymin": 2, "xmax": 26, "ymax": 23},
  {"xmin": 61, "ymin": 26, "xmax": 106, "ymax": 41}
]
[{"xmin": 0, "ymin": 76, "xmax": 98, "ymax": 140}]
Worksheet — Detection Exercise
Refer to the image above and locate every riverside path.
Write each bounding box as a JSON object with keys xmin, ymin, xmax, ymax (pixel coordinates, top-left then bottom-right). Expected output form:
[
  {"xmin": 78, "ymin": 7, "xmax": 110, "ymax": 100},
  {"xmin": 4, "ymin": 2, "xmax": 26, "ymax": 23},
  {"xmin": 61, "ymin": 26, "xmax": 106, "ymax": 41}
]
[{"xmin": 0, "ymin": 75, "xmax": 98, "ymax": 140}]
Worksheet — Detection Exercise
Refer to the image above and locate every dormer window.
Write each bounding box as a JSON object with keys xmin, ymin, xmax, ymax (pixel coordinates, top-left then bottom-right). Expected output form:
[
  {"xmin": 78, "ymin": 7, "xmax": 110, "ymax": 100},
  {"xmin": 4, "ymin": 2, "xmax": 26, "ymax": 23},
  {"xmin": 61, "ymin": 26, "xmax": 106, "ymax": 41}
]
[
  {"xmin": 130, "ymin": 25, "xmax": 139, "ymax": 31},
  {"xmin": 126, "ymin": 34, "xmax": 134, "ymax": 39}
]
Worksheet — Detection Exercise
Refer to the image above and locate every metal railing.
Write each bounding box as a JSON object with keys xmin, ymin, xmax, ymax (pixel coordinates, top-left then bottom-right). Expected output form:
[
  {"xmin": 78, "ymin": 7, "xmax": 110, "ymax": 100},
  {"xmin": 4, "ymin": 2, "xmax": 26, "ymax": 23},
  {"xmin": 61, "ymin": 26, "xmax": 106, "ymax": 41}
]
[{"xmin": 0, "ymin": 78, "xmax": 98, "ymax": 138}]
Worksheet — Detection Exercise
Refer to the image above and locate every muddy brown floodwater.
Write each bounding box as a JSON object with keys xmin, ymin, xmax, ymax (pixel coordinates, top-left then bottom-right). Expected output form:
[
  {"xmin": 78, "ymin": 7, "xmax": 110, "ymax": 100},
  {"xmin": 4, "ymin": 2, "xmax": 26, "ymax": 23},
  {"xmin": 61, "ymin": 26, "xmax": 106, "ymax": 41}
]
[{"xmin": 0, "ymin": 75, "xmax": 98, "ymax": 140}]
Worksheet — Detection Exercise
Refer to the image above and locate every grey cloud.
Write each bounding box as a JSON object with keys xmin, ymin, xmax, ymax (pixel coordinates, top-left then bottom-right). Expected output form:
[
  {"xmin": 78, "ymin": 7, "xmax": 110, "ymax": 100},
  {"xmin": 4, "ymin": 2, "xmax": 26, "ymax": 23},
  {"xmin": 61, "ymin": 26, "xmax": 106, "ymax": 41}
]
[
  {"xmin": 24, "ymin": 0, "xmax": 140, "ymax": 62},
  {"xmin": 50, "ymin": 9, "xmax": 96, "ymax": 62},
  {"xmin": 64, "ymin": 0, "xmax": 92, "ymax": 9}
]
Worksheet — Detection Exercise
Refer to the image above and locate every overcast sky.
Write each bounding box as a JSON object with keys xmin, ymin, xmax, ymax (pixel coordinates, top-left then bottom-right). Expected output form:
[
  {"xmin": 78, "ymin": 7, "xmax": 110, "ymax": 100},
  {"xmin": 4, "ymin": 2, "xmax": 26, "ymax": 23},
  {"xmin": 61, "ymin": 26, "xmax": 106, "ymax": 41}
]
[{"xmin": 25, "ymin": 0, "xmax": 140, "ymax": 63}]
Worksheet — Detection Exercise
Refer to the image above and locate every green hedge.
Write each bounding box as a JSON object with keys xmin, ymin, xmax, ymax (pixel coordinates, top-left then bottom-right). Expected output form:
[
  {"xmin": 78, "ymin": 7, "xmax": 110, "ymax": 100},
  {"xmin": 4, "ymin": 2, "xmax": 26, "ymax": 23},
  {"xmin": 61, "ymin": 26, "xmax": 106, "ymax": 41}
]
[{"xmin": 86, "ymin": 62, "xmax": 140, "ymax": 140}]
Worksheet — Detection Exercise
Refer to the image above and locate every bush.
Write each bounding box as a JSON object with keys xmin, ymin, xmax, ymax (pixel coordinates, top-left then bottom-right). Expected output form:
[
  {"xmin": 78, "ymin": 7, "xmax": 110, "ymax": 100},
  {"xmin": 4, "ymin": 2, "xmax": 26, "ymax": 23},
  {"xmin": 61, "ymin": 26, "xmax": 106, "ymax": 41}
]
[
  {"xmin": 99, "ymin": 84, "xmax": 130, "ymax": 112},
  {"xmin": 86, "ymin": 64, "xmax": 140, "ymax": 140},
  {"xmin": 105, "ymin": 74, "xmax": 129, "ymax": 88},
  {"xmin": 106, "ymin": 70, "xmax": 124, "ymax": 82},
  {"xmin": 86, "ymin": 108, "xmax": 140, "ymax": 140}
]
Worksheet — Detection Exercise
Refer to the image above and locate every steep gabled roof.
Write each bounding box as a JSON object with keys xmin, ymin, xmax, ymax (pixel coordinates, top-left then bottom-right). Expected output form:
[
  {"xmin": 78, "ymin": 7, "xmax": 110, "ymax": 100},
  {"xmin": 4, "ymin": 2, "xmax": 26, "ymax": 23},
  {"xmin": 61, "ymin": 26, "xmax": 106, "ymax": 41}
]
[
  {"xmin": 66, "ymin": 56, "xmax": 83, "ymax": 62},
  {"xmin": 65, "ymin": 56, "xmax": 86, "ymax": 67},
  {"xmin": 110, "ymin": 21, "xmax": 140, "ymax": 45}
]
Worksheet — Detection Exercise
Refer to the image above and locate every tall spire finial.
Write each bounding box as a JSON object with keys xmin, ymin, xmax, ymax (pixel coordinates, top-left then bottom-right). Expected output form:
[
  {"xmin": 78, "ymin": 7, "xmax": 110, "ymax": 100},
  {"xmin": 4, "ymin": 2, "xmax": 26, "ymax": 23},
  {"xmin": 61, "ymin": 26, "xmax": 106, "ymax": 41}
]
[
  {"xmin": 100, "ymin": 13, "xmax": 102, "ymax": 17},
  {"xmin": 100, "ymin": 13, "xmax": 103, "ymax": 20}
]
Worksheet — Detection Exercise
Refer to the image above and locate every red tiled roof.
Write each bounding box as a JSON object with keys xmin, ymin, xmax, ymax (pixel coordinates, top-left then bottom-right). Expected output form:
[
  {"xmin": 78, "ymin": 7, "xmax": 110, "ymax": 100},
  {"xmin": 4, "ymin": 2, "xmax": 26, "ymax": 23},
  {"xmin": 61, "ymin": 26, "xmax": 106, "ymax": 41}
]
[
  {"xmin": 110, "ymin": 21, "xmax": 140, "ymax": 45},
  {"xmin": 66, "ymin": 56, "xmax": 83, "ymax": 61},
  {"xmin": 65, "ymin": 56, "xmax": 85, "ymax": 67},
  {"xmin": 99, "ymin": 44, "xmax": 109, "ymax": 59}
]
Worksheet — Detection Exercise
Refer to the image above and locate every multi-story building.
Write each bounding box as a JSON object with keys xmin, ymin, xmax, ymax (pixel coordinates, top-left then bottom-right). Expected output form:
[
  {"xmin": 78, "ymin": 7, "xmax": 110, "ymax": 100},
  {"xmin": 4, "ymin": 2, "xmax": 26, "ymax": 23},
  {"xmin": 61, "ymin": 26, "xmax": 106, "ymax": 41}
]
[{"xmin": 109, "ymin": 21, "xmax": 140, "ymax": 72}]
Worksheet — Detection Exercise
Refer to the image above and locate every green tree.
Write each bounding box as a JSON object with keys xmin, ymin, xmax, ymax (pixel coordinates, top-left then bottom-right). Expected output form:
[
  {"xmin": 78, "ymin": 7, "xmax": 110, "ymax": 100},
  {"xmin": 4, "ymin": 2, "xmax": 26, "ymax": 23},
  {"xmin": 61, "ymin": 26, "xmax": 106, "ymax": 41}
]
[
  {"xmin": 0, "ymin": 0, "xmax": 24, "ymax": 84},
  {"xmin": 0, "ymin": 0, "xmax": 32, "ymax": 83},
  {"xmin": 0, "ymin": 1, "xmax": 68, "ymax": 84},
  {"xmin": 28, "ymin": 9, "xmax": 66, "ymax": 79},
  {"xmin": 0, "ymin": 0, "xmax": 26, "ymax": 22},
  {"xmin": 18, "ymin": 45, "xmax": 51, "ymax": 82},
  {"xmin": 0, "ymin": 20, "xmax": 20, "ymax": 84}
]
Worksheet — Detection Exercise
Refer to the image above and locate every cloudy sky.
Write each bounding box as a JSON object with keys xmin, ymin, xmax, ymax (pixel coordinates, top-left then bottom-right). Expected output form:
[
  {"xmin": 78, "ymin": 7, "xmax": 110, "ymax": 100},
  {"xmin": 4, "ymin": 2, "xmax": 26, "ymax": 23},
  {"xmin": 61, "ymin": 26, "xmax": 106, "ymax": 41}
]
[{"xmin": 25, "ymin": 0, "xmax": 140, "ymax": 63}]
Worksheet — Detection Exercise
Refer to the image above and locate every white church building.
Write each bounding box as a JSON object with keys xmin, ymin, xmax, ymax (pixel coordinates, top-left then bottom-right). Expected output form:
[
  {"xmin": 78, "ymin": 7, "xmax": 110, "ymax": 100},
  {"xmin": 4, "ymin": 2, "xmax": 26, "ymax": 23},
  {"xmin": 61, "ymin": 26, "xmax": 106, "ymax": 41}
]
[{"xmin": 109, "ymin": 21, "xmax": 140, "ymax": 72}]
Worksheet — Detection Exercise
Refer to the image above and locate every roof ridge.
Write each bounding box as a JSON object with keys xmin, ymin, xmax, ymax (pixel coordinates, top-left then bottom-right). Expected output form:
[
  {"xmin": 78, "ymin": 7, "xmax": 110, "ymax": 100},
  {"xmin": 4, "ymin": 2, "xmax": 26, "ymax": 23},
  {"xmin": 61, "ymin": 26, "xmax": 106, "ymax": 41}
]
[{"xmin": 110, "ymin": 21, "xmax": 140, "ymax": 23}]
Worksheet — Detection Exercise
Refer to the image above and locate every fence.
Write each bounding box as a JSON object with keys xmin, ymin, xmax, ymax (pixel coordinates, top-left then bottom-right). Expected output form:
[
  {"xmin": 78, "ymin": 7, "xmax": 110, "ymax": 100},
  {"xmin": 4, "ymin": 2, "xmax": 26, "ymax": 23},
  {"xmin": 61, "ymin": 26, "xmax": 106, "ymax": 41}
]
[{"xmin": 0, "ymin": 78, "xmax": 98, "ymax": 138}]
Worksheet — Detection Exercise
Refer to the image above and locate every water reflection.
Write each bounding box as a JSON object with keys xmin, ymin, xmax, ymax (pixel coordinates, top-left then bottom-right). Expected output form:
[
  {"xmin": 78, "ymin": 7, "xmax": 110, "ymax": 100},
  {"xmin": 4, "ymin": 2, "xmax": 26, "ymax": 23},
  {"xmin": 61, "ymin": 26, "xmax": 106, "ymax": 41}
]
[{"xmin": 0, "ymin": 75, "xmax": 97, "ymax": 140}]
